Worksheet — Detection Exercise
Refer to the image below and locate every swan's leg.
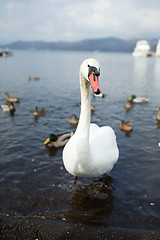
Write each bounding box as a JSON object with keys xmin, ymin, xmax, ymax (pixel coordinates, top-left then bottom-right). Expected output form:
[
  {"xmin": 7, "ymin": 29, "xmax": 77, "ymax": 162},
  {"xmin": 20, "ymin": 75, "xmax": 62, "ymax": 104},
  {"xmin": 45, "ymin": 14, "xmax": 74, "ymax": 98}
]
[
  {"xmin": 102, "ymin": 173, "xmax": 107, "ymax": 187},
  {"xmin": 74, "ymin": 176, "xmax": 77, "ymax": 184}
]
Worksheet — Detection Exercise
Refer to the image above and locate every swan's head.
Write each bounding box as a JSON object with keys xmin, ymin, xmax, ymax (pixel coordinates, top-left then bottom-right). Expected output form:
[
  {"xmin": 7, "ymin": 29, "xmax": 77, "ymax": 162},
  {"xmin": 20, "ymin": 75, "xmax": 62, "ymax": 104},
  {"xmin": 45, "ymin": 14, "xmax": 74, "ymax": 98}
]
[{"xmin": 80, "ymin": 58, "xmax": 101, "ymax": 95}]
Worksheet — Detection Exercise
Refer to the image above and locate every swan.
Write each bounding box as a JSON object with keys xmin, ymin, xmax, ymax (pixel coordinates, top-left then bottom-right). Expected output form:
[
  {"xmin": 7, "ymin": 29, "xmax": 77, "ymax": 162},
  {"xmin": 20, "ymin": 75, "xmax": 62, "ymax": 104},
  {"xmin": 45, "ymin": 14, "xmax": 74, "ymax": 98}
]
[
  {"xmin": 79, "ymin": 104, "xmax": 95, "ymax": 113},
  {"xmin": 63, "ymin": 58, "xmax": 119, "ymax": 179}
]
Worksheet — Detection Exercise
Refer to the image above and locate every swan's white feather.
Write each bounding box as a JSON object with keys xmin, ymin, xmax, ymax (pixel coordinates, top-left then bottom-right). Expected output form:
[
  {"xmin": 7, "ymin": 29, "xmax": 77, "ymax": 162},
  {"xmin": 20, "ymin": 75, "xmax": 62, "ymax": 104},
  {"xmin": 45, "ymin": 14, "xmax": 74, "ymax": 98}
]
[
  {"xmin": 63, "ymin": 122, "xmax": 119, "ymax": 177},
  {"xmin": 89, "ymin": 123, "xmax": 119, "ymax": 174}
]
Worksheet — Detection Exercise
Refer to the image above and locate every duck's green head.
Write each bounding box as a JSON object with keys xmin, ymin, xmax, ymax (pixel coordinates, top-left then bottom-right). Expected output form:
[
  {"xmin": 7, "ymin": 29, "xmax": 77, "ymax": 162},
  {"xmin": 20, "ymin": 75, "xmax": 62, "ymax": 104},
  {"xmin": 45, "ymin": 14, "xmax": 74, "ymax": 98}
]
[
  {"xmin": 44, "ymin": 134, "xmax": 57, "ymax": 145},
  {"xmin": 132, "ymin": 95, "xmax": 136, "ymax": 99}
]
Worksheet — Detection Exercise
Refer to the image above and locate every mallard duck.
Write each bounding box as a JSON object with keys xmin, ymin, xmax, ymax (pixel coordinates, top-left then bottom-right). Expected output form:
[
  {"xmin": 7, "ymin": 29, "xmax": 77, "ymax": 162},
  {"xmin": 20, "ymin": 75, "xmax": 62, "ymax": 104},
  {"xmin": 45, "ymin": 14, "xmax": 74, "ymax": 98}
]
[
  {"xmin": 33, "ymin": 106, "xmax": 46, "ymax": 117},
  {"xmin": 125, "ymin": 99, "xmax": 133, "ymax": 111},
  {"xmin": 157, "ymin": 108, "xmax": 160, "ymax": 121},
  {"xmin": 1, "ymin": 104, "xmax": 10, "ymax": 112},
  {"xmin": 63, "ymin": 58, "xmax": 119, "ymax": 181},
  {"xmin": 5, "ymin": 92, "xmax": 19, "ymax": 103},
  {"xmin": 29, "ymin": 76, "xmax": 40, "ymax": 80},
  {"xmin": 44, "ymin": 132, "xmax": 73, "ymax": 148},
  {"xmin": 1, "ymin": 102, "xmax": 16, "ymax": 113},
  {"xmin": 68, "ymin": 114, "xmax": 79, "ymax": 125},
  {"xmin": 120, "ymin": 120, "xmax": 133, "ymax": 132},
  {"xmin": 129, "ymin": 95, "xmax": 149, "ymax": 103}
]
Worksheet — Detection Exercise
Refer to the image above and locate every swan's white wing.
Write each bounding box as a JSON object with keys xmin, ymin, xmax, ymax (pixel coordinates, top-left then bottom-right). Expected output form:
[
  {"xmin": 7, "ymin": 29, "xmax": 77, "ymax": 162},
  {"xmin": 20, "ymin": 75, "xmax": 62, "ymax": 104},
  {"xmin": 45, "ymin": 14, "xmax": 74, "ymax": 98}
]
[{"xmin": 89, "ymin": 123, "xmax": 119, "ymax": 175}]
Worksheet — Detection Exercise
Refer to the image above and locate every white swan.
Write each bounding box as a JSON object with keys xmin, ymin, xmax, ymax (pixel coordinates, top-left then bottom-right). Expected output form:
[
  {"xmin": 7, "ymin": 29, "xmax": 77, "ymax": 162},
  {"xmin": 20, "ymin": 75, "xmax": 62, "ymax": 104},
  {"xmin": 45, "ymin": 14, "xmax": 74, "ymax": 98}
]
[{"xmin": 63, "ymin": 58, "xmax": 119, "ymax": 178}]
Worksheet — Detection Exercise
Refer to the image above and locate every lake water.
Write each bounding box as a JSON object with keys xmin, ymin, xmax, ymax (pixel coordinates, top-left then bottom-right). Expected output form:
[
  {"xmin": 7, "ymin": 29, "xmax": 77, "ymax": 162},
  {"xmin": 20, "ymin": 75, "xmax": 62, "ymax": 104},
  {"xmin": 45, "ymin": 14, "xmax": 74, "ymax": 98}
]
[{"xmin": 0, "ymin": 50, "xmax": 160, "ymax": 230}]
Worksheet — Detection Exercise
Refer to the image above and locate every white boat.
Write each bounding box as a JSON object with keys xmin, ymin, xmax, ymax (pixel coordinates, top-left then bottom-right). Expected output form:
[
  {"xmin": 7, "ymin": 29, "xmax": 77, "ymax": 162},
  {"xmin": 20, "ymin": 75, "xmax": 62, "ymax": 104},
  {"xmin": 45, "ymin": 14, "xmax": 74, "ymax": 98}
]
[
  {"xmin": 155, "ymin": 39, "xmax": 160, "ymax": 57},
  {"xmin": 132, "ymin": 40, "xmax": 153, "ymax": 57}
]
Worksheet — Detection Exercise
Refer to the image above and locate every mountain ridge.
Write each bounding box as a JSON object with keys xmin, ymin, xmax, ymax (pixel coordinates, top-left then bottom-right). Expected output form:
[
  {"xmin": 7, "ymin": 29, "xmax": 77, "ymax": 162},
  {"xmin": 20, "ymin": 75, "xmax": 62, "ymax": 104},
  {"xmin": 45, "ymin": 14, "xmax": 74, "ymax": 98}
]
[{"xmin": 0, "ymin": 37, "xmax": 158, "ymax": 52}]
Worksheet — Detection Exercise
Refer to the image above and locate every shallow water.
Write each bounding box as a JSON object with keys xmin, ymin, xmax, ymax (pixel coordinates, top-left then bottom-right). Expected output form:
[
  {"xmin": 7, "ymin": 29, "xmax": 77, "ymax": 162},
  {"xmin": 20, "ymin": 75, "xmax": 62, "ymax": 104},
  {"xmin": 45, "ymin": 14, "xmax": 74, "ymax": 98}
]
[{"xmin": 0, "ymin": 50, "xmax": 160, "ymax": 229}]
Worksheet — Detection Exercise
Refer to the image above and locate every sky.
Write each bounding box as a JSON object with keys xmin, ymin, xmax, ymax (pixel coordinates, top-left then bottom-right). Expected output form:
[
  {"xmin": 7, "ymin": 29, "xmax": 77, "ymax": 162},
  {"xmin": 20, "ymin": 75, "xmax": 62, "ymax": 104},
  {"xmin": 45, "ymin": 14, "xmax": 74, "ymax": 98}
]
[{"xmin": 0, "ymin": 0, "xmax": 160, "ymax": 44}]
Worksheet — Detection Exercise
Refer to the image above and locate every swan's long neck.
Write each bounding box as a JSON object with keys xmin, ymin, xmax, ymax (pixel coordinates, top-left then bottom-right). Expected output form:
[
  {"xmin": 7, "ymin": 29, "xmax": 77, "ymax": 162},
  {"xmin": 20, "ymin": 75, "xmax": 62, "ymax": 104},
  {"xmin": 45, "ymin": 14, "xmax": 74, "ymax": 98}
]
[{"xmin": 76, "ymin": 72, "xmax": 91, "ymax": 136}]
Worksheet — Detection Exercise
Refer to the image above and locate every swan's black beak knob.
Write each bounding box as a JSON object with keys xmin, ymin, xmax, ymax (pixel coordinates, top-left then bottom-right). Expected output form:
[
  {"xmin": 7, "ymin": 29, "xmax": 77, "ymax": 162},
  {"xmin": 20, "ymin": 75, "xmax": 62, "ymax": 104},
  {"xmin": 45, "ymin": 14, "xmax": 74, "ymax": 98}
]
[
  {"xmin": 94, "ymin": 88, "xmax": 101, "ymax": 95},
  {"xmin": 95, "ymin": 70, "xmax": 100, "ymax": 76}
]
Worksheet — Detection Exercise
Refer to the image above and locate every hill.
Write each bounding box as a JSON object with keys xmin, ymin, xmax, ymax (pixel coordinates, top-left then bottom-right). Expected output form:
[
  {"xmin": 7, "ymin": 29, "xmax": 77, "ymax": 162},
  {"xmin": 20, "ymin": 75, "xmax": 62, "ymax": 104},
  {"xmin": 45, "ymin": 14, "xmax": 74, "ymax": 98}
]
[{"xmin": 0, "ymin": 37, "xmax": 158, "ymax": 52}]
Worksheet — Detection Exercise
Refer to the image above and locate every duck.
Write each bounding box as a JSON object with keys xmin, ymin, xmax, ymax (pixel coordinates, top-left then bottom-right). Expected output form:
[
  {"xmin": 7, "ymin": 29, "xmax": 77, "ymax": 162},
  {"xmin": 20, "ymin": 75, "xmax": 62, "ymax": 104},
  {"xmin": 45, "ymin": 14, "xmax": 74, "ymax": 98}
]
[
  {"xmin": 4, "ymin": 92, "xmax": 19, "ymax": 103},
  {"xmin": 125, "ymin": 99, "xmax": 133, "ymax": 111},
  {"xmin": 68, "ymin": 114, "xmax": 79, "ymax": 125},
  {"xmin": 63, "ymin": 58, "xmax": 119, "ymax": 181},
  {"xmin": 90, "ymin": 105, "xmax": 95, "ymax": 113},
  {"xmin": 33, "ymin": 106, "xmax": 46, "ymax": 117},
  {"xmin": 157, "ymin": 108, "xmax": 160, "ymax": 121},
  {"xmin": 129, "ymin": 95, "xmax": 149, "ymax": 103},
  {"xmin": 120, "ymin": 120, "xmax": 133, "ymax": 132},
  {"xmin": 1, "ymin": 102, "xmax": 16, "ymax": 113},
  {"xmin": 44, "ymin": 132, "xmax": 73, "ymax": 148},
  {"xmin": 93, "ymin": 92, "xmax": 105, "ymax": 98},
  {"xmin": 29, "ymin": 76, "xmax": 40, "ymax": 80}
]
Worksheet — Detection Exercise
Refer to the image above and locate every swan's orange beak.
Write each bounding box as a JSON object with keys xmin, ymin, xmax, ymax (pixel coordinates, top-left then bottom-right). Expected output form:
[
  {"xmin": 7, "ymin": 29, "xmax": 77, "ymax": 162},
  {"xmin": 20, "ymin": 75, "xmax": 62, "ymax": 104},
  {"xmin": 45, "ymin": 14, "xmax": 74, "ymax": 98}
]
[{"xmin": 89, "ymin": 72, "xmax": 101, "ymax": 95}]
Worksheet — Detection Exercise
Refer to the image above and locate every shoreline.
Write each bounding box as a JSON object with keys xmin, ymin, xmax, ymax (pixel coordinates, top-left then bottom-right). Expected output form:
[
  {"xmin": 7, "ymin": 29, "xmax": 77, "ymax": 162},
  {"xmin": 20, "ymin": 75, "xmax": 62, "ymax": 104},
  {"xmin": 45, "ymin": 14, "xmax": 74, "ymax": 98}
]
[{"xmin": 1, "ymin": 215, "xmax": 160, "ymax": 240}]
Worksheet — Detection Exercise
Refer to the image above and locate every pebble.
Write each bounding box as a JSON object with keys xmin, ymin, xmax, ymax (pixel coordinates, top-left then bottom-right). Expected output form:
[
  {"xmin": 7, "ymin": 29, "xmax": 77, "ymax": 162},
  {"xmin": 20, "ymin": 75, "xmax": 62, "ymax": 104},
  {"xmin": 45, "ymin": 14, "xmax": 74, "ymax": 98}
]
[{"xmin": 150, "ymin": 202, "xmax": 155, "ymax": 206}]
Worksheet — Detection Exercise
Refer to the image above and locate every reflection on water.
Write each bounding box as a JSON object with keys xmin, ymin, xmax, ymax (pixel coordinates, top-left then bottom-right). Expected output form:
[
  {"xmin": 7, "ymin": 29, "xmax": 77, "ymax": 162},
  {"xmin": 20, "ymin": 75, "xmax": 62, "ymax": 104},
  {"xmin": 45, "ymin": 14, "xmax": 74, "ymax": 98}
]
[
  {"xmin": 154, "ymin": 58, "xmax": 160, "ymax": 83},
  {"xmin": 0, "ymin": 51, "xmax": 160, "ymax": 230},
  {"xmin": 133, "ymin": 57, "xmax": 148, "ymax": 81},
  {"xmin": 64, "ymin": 176, "xmax": 114, "ymax": 225}
]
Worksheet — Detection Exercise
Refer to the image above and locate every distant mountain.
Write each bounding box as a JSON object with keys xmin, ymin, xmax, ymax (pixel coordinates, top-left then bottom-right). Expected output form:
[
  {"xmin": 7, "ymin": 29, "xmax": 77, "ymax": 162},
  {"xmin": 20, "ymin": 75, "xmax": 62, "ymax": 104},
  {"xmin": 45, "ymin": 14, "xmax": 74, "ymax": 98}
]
[{"xmin": 0, "ymin": 37, "xmax": 158, "ymax": 52}]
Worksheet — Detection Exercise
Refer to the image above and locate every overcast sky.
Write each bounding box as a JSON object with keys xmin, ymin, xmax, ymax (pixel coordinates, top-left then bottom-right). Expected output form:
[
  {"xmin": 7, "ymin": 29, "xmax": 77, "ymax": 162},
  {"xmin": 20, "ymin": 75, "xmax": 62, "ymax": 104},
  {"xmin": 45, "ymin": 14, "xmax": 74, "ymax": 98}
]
[{"xmin": 0, "ymin": 0, "xmax": 160, "ymax": 44}]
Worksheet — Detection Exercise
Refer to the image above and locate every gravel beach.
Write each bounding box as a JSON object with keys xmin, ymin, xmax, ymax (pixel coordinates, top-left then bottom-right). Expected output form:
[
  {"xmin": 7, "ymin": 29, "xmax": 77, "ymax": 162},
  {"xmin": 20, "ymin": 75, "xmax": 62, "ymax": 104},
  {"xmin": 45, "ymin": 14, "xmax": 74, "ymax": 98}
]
[{"xmin": 1, "ymin": 215, "xmax": 160, "ymax": 240}]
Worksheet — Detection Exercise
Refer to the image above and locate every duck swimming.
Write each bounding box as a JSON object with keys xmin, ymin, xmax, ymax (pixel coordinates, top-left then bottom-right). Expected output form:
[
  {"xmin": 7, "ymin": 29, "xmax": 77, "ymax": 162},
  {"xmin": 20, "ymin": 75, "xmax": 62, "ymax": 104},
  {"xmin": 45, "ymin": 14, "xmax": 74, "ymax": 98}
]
[
  {"xmin": 157, "ymin": 108, "xmax": 160, "ymax": 121},
  {"xmin": 68, "ymin": 114, "xmax": 79, "ymax": 125},
  {"xmin": 125, "ymin": 99, "xmax": 133, "ymax": 111},
  {"xmin": 120, "ymin": 120, "xmax": 133, "ymax": 132},
  {"xmin": 129, "ymin": 95, "xmax": 149, "ymax": 103},
  {"xmin": 63, "ymin": 58, "xmax": 119, "ymax": 181},
  {"xmin": 44, "ymin": 133, "xmax": 73, "ymax": 148},
  {"xmin": 29, "ymin": 76, "xmax": 40, "ymax": 80},
  {"xmin": 1, "ymin": 102, "xmax": 16, "ymax": 113},
  {"xmin": 33, "ymin": 106, "xmax": 46, "ymax": 117},
  {"xmin": 5, "ymin": 92, "xmax": 19, "ymax": 103}
]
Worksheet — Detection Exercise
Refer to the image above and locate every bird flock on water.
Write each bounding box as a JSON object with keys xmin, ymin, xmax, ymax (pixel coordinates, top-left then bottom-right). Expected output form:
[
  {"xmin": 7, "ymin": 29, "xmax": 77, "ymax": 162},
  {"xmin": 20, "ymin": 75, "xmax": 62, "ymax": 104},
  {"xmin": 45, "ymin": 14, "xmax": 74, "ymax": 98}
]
[{"xmin": 1, "ymin": 60, "xmax": 160, "ymax": 184}]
